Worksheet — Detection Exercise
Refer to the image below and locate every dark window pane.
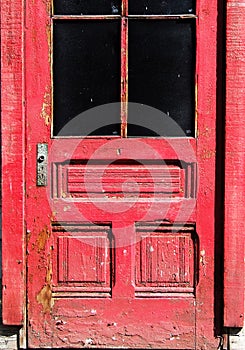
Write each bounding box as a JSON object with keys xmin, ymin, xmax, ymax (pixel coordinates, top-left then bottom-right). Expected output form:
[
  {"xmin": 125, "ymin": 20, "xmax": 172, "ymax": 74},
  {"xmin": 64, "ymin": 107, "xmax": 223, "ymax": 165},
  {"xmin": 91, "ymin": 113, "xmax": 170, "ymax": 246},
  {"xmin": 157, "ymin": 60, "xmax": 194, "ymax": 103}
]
[
  {"xmin": 128, "ymin": 20, "xmax": 195, "ymax": 137},
  {"xmin": 128, "ymin": 0, "xmax": 195, "ymax": 15},
  {"xmin": 54, "ymin": 0, "xmax": 121, "ymax": 15},
  {"xmin": 53, "ymin": 21, "xmax": 121, "ymax": 136}
]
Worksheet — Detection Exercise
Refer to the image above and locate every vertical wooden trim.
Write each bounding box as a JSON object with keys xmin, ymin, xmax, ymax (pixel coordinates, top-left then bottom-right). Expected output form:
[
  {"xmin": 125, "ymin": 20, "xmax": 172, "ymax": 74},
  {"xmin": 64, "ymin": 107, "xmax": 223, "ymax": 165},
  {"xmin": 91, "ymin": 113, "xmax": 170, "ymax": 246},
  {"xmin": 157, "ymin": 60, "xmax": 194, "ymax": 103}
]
[
  {"xmin": 224, "ymin": 0, "xmax": 245, "ymax": 328},
  {"xmin": 120, "ymin": 17, "xmax": 128, "ymax": 137},
  {"xmin": 1, "ymin": 0, "xmax": 25, "ymax": 324},
  {"xmin": 122, "ymin": 0, "xmax": 128, "ymax": 17},
  {"xmin": 195, "ymin": 0, "xmax": 218, "ymax": 345}
]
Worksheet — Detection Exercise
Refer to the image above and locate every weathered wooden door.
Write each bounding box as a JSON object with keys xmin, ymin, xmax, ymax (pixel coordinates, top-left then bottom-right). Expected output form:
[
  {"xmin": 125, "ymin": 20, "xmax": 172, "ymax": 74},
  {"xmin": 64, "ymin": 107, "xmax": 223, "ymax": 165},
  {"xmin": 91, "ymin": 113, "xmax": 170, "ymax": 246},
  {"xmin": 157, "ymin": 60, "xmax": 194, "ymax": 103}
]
[{"xmin": 2, "ymin": 0, "xmax": 224, "ymax": 349}]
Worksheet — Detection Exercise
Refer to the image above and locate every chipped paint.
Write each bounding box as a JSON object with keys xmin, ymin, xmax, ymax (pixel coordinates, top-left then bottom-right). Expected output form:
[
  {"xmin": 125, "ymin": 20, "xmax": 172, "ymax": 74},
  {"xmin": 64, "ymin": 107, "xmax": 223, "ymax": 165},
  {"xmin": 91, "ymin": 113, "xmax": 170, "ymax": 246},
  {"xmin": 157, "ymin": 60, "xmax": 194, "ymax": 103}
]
[
  {"xmin": 199, "ymin": 126, "xmax": 211, "ymax": 137},
  {"xmin": 46, "ymin": 26, "xmax": 51, "ymax": 60},
  {"xmin": 35, "ymin": 226, "xmax": 50, "ymax": 252},
  {"xmin": 45, "ymin": 0, "xmax": 52, "ymax": 63},
  {"xmin": 42, "ymin": 0, "xmax": 51, "ymax": 16},
  {"xmin": 37, "ymin": 254, "xmax": 53, "ymax": 313},
  {"xmin": 200, "ymin": 249, "xmax": 207, "ymax": 276},
  {"xmin": 41, "ymin": 89, "xmax": 51, "ymax": 126},
  {"xmin": 37, "ymin": 284, "xmax": 52, "ymax": 313},
  {"xmin": 201, "ymin": 149, "xmax": 216, "ymax": 159},
  {"xmin": 26, "ymin": 229, "xmax": 32, "ymax": 243},
  {"xmin": 84, "ymin": 338, "xmax": 93, "ymax": 345}
]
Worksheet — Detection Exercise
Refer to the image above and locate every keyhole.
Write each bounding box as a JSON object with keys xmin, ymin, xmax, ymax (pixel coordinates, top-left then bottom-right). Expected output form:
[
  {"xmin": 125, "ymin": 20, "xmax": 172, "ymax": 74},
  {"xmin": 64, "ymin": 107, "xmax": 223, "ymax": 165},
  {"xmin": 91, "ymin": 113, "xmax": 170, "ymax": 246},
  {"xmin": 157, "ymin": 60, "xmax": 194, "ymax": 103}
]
[{"xmin": 38, "ymin": 155, "xmax": 45, "ymax": 163}]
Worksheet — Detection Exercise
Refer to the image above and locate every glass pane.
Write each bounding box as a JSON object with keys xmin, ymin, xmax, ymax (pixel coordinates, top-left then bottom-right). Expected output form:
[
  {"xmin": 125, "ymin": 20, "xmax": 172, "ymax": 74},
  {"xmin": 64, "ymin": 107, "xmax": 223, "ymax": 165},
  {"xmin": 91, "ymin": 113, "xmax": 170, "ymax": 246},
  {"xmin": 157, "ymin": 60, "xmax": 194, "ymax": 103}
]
[
  {"xmin": 54, "ymin": 0, "xmax": 121, "ymax": 15},
  {"xmin": 128, "ymin": 20, "xmax": 195, "ymax": 137},
  {"xmin": 128, "ymin": 0, "xmax": 195, "ymax": 15},
  {"xmin": 53, "ymin": 21, "xmax": 121, "ymax": 136}
]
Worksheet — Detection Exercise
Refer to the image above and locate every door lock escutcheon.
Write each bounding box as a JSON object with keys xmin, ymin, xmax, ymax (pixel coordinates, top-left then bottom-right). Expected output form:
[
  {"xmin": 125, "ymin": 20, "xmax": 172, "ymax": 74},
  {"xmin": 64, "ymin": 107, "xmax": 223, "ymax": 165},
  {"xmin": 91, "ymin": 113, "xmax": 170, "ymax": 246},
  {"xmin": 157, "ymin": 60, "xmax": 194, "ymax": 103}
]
[{"xmin": 36, "ymin": 143, "xmax": 48, "ymax": 186}]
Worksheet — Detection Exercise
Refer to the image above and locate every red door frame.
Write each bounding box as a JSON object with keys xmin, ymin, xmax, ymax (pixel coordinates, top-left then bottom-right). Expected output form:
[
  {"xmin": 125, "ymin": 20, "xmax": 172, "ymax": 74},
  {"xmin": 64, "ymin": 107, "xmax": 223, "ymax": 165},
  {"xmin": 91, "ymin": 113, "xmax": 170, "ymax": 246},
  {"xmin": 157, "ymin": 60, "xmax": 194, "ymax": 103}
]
[
  {"xmin": 224, "ymin": 0, "xmax": 245, "ymax": 328},
  {"xmin": 1, "ymin": 0, "xmax": 244, "ymax": 335}
]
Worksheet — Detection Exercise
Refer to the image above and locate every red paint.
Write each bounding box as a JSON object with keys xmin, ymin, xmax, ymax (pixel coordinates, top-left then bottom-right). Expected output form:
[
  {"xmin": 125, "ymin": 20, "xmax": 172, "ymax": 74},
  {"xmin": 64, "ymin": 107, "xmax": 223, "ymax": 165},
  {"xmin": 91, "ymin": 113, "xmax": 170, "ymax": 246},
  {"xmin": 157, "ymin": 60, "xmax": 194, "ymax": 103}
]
[
  {"xmin": 224, "ymin": 0, "xmax": 245, "ymax": 328},
  {"xmin": 23, "ymin": 0, "xmax": 218, "ymax": 346},
  {"xmin": 1, "ymin": 0, "xmax": 25, "ymax": 325},
  {"xmin": 195, "ymin": 0, "xmax": 218, "ymax": 345},
  {"xmin": 120, "ymin": 17, "xmax": 128, "ymax": 137},
  {"xmin": 2, "ymin": 0, "xmax": 241, "ymax": 347}
]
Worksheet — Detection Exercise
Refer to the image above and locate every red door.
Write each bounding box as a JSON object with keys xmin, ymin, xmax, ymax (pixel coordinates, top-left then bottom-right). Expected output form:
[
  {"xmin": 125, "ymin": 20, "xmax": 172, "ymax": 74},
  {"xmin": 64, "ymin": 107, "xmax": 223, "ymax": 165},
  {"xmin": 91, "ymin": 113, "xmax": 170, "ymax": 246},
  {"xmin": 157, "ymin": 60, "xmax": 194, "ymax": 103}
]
[{"xmin": 2, "ymin": 0, "xmax": 222, "ymax": 349}]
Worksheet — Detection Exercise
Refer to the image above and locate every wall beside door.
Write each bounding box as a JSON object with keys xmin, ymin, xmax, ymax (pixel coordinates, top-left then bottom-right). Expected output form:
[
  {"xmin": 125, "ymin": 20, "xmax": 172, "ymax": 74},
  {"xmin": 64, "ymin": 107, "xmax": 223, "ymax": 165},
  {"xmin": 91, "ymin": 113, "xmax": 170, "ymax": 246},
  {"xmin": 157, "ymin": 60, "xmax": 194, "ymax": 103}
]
[{"xmin": 0, "ymin": 206, "xmax": 19, "ymax": 349}]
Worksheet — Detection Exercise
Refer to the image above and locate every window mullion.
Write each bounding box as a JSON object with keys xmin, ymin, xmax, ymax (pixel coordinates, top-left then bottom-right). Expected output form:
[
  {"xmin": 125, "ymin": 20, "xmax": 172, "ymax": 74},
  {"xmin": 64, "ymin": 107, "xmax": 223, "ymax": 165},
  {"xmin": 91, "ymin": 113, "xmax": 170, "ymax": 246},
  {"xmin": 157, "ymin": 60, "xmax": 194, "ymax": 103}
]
[
  {"xmin": 122, "ymin": 0, "xmax": 128, "ymax": 16},
  {"xmin": 120, "ymin": 16, "xmax": 128, "ymax": 137}
]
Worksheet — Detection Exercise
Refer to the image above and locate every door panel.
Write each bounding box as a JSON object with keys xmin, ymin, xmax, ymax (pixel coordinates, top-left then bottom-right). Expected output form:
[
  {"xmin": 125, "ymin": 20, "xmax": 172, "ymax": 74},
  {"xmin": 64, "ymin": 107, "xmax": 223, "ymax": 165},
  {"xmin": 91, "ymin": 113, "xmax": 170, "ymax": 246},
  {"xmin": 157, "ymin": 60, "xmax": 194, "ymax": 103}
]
[
  {"xmin": 25, "ymin": 0, "xmax": 219, "ymax": 349},
  {"xmin": 31, "ymin": 222, "xmax": 197, "ymax": 348}
]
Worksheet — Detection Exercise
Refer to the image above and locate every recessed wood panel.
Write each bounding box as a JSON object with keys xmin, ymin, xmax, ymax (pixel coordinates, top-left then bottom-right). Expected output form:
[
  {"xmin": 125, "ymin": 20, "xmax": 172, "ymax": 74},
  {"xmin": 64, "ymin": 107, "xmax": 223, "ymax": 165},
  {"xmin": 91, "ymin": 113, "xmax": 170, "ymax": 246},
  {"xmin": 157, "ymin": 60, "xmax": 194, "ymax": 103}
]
[
  {"xmin": 53, "ymin": 161, "xmax": 192, "ymax": 200},
  {"xmin": 135, "ymin": 224, "xmax": 196, "ymax": 296},
  {"xmin": 58, "ymin": 236, "xmax": 109, "ymax": 283},
  {"xmin": 52, "ymin": 224, "xmax": 112, "ymax": 297}
]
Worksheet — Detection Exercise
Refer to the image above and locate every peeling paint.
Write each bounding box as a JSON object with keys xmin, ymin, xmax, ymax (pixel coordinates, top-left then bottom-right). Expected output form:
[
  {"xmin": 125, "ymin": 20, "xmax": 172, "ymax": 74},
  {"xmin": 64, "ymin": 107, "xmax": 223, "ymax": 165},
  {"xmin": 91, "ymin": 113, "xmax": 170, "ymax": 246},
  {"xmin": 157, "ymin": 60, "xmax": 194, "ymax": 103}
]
[
  {"xmin": 46, "ymin": 257, "xmax": 52, "ymax": 285},
  {"xmin": 199, "ymin": 126, "xmax": 211, "ymax": 137},
  {"xmin": 201, "ymin": 149, "xmax": 216, "ymax": 159},
  {"xmin": 37, "ymin": 254, "xmax": 53, "ymax": 313},
  {"xmin": 36, "ymin": 226, "xmax": 50, "ymax": 252},
  {"xmin": 37, "ymin": 284, "xmax": 52, "ymax": 313},
  {"xmin": 41, "ymin": 89, "xmax": 51, "ymax": 126},
  {"xmin": 200, "ymin": 249, "xmax": 207, "ymax": 276},
  {"xmin": 27, "ymin": 229, "xmax": 32, "ymax": 243},
  {"xmin": 84, "ymin": 338, "xmax": 93, "ymax": 345},
  {"xmin": 46, "ymin": 26, "xmax": 51, "ymax": 62},
  {"xmin": 43, "ymin": 0, "xmax": 51, "ymax": 16}
]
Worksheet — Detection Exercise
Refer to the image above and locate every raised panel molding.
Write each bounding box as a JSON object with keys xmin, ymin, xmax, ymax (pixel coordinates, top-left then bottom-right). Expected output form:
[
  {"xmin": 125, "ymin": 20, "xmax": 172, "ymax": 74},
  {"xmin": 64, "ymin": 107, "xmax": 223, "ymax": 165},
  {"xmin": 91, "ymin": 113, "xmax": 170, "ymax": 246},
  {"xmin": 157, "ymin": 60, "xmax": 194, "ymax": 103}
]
[
  {"xmin": 51, "ymin": 222, "xmax": 197, "ymax": 299},
  {"xmin": 135, "ymin": 223, "xmax": 197, "ymax": 296},
  {"xmin": 52, "ymin": 161, "xmax": 197, "ymax": 200},
  {"xmin": 52, "ymin": 223, "xmax": 112, "ymax": 297}
]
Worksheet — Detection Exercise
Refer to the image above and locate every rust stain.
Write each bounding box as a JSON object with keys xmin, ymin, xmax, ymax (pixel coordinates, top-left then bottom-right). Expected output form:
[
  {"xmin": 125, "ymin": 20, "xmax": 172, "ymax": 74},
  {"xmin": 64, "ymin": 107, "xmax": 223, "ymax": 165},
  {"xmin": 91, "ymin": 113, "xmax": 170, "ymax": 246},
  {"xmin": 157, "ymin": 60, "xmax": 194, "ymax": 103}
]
[
  {"xmin": 37, "ymin": 284, "xmax": 52, "ymax": 313},
  {"xmin": 36, "ymin": 226, "xmax": 50, "ymax": 252},
  {"xmin": 37, "ymin": 253, "xmax": 53, "ymax": 313},
  {"xmin": 41, "ymin": 89, "xmax": 51, "ymax": 126}
]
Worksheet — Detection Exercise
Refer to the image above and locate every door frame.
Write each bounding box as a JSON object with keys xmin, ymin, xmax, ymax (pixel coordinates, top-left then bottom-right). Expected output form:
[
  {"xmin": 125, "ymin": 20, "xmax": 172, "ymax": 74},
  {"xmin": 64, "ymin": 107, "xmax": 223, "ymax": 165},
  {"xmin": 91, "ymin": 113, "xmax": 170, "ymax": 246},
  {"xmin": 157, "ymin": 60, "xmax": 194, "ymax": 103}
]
[{"xmin": 224, "ymin": 0, "xmax": 245, "ymax": 328}]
